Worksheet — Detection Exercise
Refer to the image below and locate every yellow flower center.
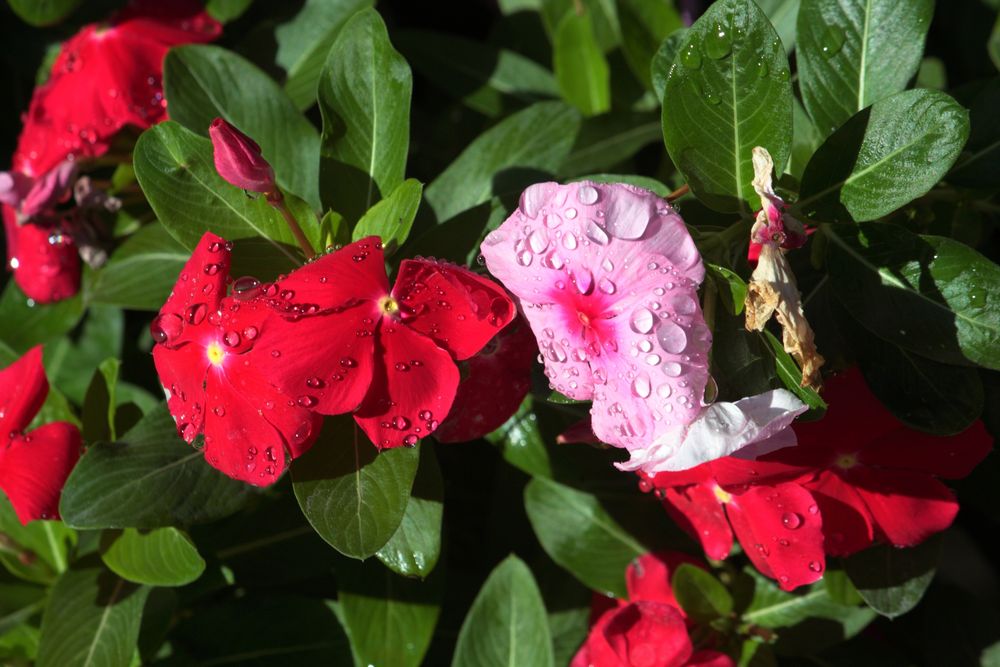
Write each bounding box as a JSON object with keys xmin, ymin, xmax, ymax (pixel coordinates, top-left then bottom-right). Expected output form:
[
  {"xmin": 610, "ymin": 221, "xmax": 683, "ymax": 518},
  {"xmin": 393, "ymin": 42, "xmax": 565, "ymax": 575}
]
[
  {"xmin": 379, "ymin": 296, "xmax": 399, "ymax": 316},
  {"xmin": 712, "ymin": 485, "xmax": 732, "ymax": 504},
  {"xmin": 206, "ymin": 341, "xmax": 226, "ymax": 367},
  {"xmin": 835, "ymin": 453, "xmax": 858, "ymax": 469}
]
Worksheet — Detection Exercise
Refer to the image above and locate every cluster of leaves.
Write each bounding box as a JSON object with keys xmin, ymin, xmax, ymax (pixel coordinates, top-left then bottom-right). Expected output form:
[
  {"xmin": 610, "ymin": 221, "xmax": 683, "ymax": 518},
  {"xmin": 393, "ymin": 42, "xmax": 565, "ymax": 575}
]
[{"xmin": 1, "ymin": 0, "xmax": 999, "ymax": 665}]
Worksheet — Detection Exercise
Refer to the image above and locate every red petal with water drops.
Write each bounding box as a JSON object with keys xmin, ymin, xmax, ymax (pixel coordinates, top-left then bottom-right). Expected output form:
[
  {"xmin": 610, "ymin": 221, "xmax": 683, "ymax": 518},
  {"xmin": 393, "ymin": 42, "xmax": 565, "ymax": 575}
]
[
  {"xmin": 724, "ymin": 483, "xmax": 825, "ymax": 591},
  {"xmin": 626, "ymin": 551, "xmax": 704, "ymax": 612},
  {"xmin": 354, "ymin": 324, "xmax": 459, "ymax": 449},
  {"xmin": 859, "ymin": 420, "xmax": 993, "ymax": 480},
  {"xmin": 266, "ymin": 237, "xmax": 388, "ymax": 315},
  {"xmin": 10, "ymin": 220, "xmax": 80, "ymax": 304},
  {"xmin": 847, "ymin": 467, "xmax": 959, "ymax": 548},
  {"xmin": 710, "ymin": 455, "xmax": 813, "ymax": 490},
  {"xmin": 152, "ymin": 343, "xmax": 210, "ymax": 443},
  {"xmin": 659, "ymin": 484, "xmax": 733, "ymax": 561},
  {"xmin": 251, "ymin": 303, "xmax": 379, "ymax": 415},
  {"xmin": 393, "ymin": 258, "xmax": 516, "ymax": 361},
  {"xmin": 803, "ymin": 471, "xmax": 874, "ymax": 557},
  {"xmin": 0, "ymin": 346, "xmax": 48, "ymax": 435},
  {"xmin": 0, "ymin": 422, "xmax": 81, "ymax": 524},
  {"xmin": 594, "ymin": 602, "xmax": 693, "ymax": 667},
  {"xmin": 154, "ymin": 231, "xmax": 231, "ymax": 348},
  {"xmin": 434, "ymin": 317, "xmax": 534, "ymax": 443}
]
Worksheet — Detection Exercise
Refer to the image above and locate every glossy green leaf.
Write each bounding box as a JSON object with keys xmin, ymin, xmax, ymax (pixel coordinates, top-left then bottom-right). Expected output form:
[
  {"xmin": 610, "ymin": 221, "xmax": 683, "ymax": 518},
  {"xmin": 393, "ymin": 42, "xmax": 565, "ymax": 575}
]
[
  {"xmin": 205, "ymin": 0, "xmax": 252, "ymax": 23},
  {"xmin": 0, "ymin": 495, "xmax": 75, "ymax": 583},
  {"xmin": 338, "ymin": 559, "xmax": 441, "ymax": 667},
  {"xmin": 672, "ymin": 563, "xmax": 734, "ymax": 623},
  {"xmin": 844, "ymin": 536, "xmax": 942, "ymax": 619},
  {"xmin": 762, "ymin": 330, "xmax": 827, "ymax": 411},
  {"xmin": 618, "ymin": 0, "xmax": 682, "ymax": 91},
  {"xmin": 395, "ymin": 29, "xmax": 559, "ymax": 117},
  {"xmin": 59, "ymin": 405, "xmax": 254, "ymax": 529},
  {"xmin": 797, "ymin": 0, "xmax": 933, "ymax": 137},
  {"xmin": 275, "ymin": 0, "xmax": 373, "ymax": 109},
  {"xmin": 451, "ymin": 555, "xmax": 554, "ymax": 667},
  {"xmin": 525, "ymin": 475, "xmax": 645, "ymax": 597},
  {"xmin": 375, "ymin": 443, "xmax": 444, "ymax": 578},
  {"xmin": 88, "ymin": 224, "xmax": 188, "ymax": 311},
  {"xmin": 540, "ymin": 0, "xmax": 620, "ymax": 52},
  {"xmin": 164, "ymin": 44, "xmax": 321, "ymax": 209},
  {"xmin": 6, "ymin": 0, "xmax": 79, "ymax": 26},
  {"xmin": 487, "ymin": 397, "xmax": 554, "ymax": 478},
  {"xmin": 706, "ymin": 262, "xmax": 747, "ymax": 315},
  {"xmin": 798, "ymin": 89, "xmax": 970, "ymax": 222},
  {"xmin": 553, "ymin": 10, "xmax": 611, "ymax": 116},
  {"xmin": 134, "ymin": 121, "xmax": 319, "ymax": 252},
  {"xmin": 0, "ymin": 282, "xmax": 83, "ymax": 353},
  {"xmin": 425, "ymin": 101, "xmax": 581, "ymax": 223},
  {"xmin": 824, "ymin": 223, "xmax": 1000, "ymax": 370},
  {"xmin": 352, "ymin": 178, "xmax": 423, "ymax": 252},
  {"xmin": 651, "ymin": 29, "xmax": 687, "ymax": 102},
  {"xmin": 741, "ymin": 568, "xmax": 876, "ymax": 631},
  {"xmin": 318, "ymin": 8, "xmax": 412, "ymax": 221},
  {"xmin": 47, "ymin": 304, "xmax": 123, "ymax": 405},
  {"xmin": 291, "ymin": 416, "xmax": 419, "ymax": 559},
  {"xmin": 36, "ymin": 563, "xmax": 150, "ymax": 667},
  {"xmin": 660, "ymin": 0, "xmax": 793, "ymax": 212},
  {"xmin": 757, "ymin": 0, "xmax": 800, "ymax": 52},
  {"xmin": 100, "ymin": 528, "xmax": 206, "ymax": 587}
]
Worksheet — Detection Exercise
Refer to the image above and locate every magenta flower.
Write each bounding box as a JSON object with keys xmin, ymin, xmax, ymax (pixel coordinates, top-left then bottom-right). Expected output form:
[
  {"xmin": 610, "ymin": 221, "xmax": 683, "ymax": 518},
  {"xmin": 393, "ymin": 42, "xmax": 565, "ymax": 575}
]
[
  {"xmin": 481, "ymin": 181, "xmax": 806, "ymax": 473},
  {"xmin": 208, "ymin": 118, "xmax": 276, "ymax": 195}
]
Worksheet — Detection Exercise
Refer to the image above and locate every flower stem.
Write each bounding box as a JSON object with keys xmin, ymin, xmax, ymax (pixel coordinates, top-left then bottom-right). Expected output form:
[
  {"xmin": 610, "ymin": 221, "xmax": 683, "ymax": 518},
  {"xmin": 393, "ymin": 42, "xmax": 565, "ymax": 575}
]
[
  {"xmin": 667, "ymin": 183, "xmax": 689, "ymax": 202},
  {"xmin": 268, "ymin": 191, "xmax": 316, "ymax": 260}
]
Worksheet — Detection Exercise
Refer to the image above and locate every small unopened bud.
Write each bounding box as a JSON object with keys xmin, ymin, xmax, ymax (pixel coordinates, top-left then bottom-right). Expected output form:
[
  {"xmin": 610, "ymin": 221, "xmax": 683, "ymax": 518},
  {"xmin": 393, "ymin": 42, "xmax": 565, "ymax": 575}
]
[{"xmin": 209, "ymin": 118, "xmax": 276, "ymax": 194}]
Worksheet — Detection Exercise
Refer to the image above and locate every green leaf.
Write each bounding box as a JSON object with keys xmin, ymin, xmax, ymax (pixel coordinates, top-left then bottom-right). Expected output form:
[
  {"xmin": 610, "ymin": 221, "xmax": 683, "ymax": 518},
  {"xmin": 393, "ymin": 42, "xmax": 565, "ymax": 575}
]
[
  {"xmin": 82, "ymin": 358, "xmax": 120, "ymax": 444},
  {"xmin": 487, "ymin": 397, "xmax": 553, "ymax": 478},
  {"xmin": 425, "ymin": 101, "xmax": 581, "ymax": 223},
  {"xmin": 36, "ymin": 563, "xmax": 150, "ymax": 667},
  {"xmin": 824, "ymin": 222, "xmax": 1000, "ymax": 370},
  {"xmin": 761, "ymin": 330, "xmax": 827, "ymax": 411},
  {"xmin": 205, "ymin": 0, "xmax": 252, "ymax": 23},
  {"xmin": 844, "ymin": 536, "xmax": 942, "ymax": 619},
  {"xmin": 88, "ymin": 224, "xmax": 188, "ymax": 311},
  {"xmin": 553, "ymin": 10, "xmax": 611, "ymax": 116},
  {"xmin": 757, "ymin": 0, "xmax": 800, "ymax": 52},
  {"xmin": 275, "ymin": 0, "xmax": 374, "ymax": 109},
  {"xmin": 0, "ymin": 282, "xmax": 83, "ymax": 353},
  {"xmin": 318, "ymin": 8, "xmax": 412, "ymax": 221},
  {"xmin": 395, "ymin": 29, "xmax": 559, "ymax": 118},
  {"xmin": 540, "ymin": 0, "xmax": 621, "ymax": 52},
  {"xmin": 797, "ymin": 89, "xmax": 970, "ymax": 222},
  {"xmin": 352, "ymin": 179, "xmax": 423, "ymax": 252},
  {"xmin": 451, "ymin": 555, "xmax": 555, "ymax": 667},
  {"xmin": 797, "ymin": 0, "xmax": 934, "ymax": 138},
  {"xmin": 671, "ymin": 563, "xmax": 734, "ymax": 623},
  {"xmin": 651, "ymin": 29, "xmax": 688, "ymax": 102},
  {"xmin": 741, "ymin": 568, "xmax": 875, "ymax": 631},
  {"xmin": 134, "ymin": 121, "xmax": 318, "ymax": 252},
  {"xmin": 524, "ymin": 475, "xmax": 645, "ymax": 597},
  {"xmin": 291, "ymin": 416, "xmax": 419, "ymax": 559},
  {"xmin": 789, "ymin": 96, "xmax": 822, "ymax": 179},
  {"xmin": 375, "ymin": 443, "xmax": 444, "ymax": 578},
  {"xmin": 59, "ymin": 405, "xmax": 254, "ymax": 529},
  {"xmin": 574, "ymin": 173, "xmax": 670, "ymax": 197},
  {"xmin": 47, "ymin": 304, "xmax": 123, "ymax": 405},
  {"xmin": 338, "ymin": 560, "xmax": 441, "ymax": 667},
  {"xmin": 0, "ymin": 495, "xmax": 75, "ymax": 583},
  {"xmin": 100, "ymin": 528, "xmax": 205, "ymax": 587},
  {"xmin": 617, "ymin": 0, "xmax": 682, "ymax": 91},
  {"xmin": 559, "ymin": 111, "xmax": 662, "ymax": 178},
  {"xmin": 163, "ymin": 45, "xmax": 321, "ymax": 209},
  {"xmin": 660, "ymin": 0, "xmax": 793, "ymax": 212},
  {"xmin": 6, "ymin": 0, "xmax": 79, "ymax": 26},
  {"xmin": 706, "ymin": 262, "xmax": 747, "ymax": 315}
]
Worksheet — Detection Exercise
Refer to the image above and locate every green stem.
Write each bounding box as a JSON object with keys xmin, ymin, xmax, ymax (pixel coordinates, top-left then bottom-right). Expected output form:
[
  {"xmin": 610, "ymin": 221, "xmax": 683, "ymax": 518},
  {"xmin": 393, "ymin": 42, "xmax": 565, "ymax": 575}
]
[{"xmin": 268, "ymin": 191, "xmax": 316, "ymax": 261}]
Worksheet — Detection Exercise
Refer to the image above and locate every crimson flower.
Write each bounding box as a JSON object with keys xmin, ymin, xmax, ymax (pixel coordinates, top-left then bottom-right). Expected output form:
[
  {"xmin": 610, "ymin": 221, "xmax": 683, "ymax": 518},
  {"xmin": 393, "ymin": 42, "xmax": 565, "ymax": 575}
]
[
  {"xmin": 249, "ymin": 237, "xmax": 516, "ymax": 449},
  {"xmin": 572, "ymin": 552, "xmax": 734, "ymax": 667},
  {"xmin": 3, "ymin": 207, "xmax": 80, "ymax": 304},
  {"xmin": 208, "ymin": 118, "xmax": 277, "ymax": 195},
  {"xmin": 0, "ymin": 347, "xmax": 81, "ymax": 524},
  {"xmin": 434, "ymin": 316, "xmax": 535, "ymax": 443},
  {"xmin": 150, "ymin": 233, "xmax": 322, "ymax": 486},
  {"xmin": 12, "ymin": 0, "xmax": 221, "ymax": 178}
]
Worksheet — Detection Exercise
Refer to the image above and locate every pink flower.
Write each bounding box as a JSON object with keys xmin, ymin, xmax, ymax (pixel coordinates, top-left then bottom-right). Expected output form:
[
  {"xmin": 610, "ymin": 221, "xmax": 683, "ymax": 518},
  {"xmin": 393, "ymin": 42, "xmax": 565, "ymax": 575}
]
[
  {"xmin": 480, "ymin": 181, "xmax": 806, "ymax": 473},
  {"xmin": 208, "ymin": 118, "xmax": 277, "ymax": 195}
]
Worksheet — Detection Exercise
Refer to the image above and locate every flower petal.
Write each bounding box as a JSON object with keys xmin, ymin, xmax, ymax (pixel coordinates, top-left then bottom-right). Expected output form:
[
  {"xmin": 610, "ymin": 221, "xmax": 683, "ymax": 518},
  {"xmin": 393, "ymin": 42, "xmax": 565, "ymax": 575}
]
[
  {"xmin": 393, "ymin": 258, "xmax": 515, "ymax": 360},
  {"xmin": 154, "ymin": 231, "xmax": 231, "ymax": 348},
  {"xmin": 803, "ymin": 471, "xmax": 874, "ymax": 557},
  {"xmin": 600, "ymin": 601, "xmax": 693, "ymax": 667},
  {"xmin": 659, "ymin": 484, "xmax": 733, "ymax": 561},
  {"xmin": 153, "ymin": 342, "xmax": 211, "ymax": 443},
  {"xmin": 847, "ymin": 467, "xmax": 959, "ymax": 548},
  {"xmin": 354, "ymin": 324, "xmax": 459, "ymax": 448},
  {"xmin": 860, "ymin": 420, "xmax": 993, "ymax": 480},
  {"xmin": 0, "ymin": 422, "xmax": 80, "ymax": 524},
  {"xmin": 626, "ymin": 551, "xmax": 704, "ymax": 611},
  {"xmin": 725, "ymin": 482, "xmax": 825, "ymax": 591},
  {"xmin": 10, "ymin": 220, "xmax": 81, "ymax": 304},
  {"xmin": 0, "ymin": 345, "xmax": 48, "ymax": 435}
]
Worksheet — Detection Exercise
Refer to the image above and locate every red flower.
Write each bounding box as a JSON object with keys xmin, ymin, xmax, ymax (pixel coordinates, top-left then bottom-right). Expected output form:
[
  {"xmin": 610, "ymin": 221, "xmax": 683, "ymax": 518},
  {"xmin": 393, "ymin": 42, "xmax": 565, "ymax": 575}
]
[
  {"xmin": 0, "ymin": 347, "xmax": 81, "ymax": 524},
  {"xmin": 434, "ymin": 316, "xmax": 534, "ymax": 443},
  {"xmin": 3, "ymin": 207, "xmax": 80, "ymax": 304},
  {"xmin": 150, "ymin": 233, "xmax": 322, "ymax": 486},
  {"xmin": 250, "ymin": 237, "xmax": 516, "ymax": 449},
  {"xmin": 13, "ymin": 0, "xmax": 221, "ymax": 177},
  {"xmin": 209, "ymin": 118, "xmax": 277, "ymax": 195},
  {"xmin": 761, "ymin": 368, "xmax": 993, "ymax": 555},
  {"xmin": 572, "ymin": 552, "xmax": 734, "ymax": 667}
]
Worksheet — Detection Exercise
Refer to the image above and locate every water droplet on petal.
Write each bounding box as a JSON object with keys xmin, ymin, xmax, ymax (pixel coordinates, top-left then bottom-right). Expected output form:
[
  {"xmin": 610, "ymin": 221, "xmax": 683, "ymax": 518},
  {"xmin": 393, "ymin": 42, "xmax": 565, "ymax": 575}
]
[
  {"xmin": 186, "ymin": 303, "xmax": 207, "ymax": 325},
  {"xmin": 223, "ymin": 330, "xmax": 241, "ymax": 347},
  {"xmin": 671, "ymin": 293, "xmax": 698, "ymax": 315},
  {"xmin": 577, "ymin": 185, "xmax": 599, "ymax": 205},
  {"xmin": 586, "ymin": 220, "xmax": 609, "ymax": 245},
  {"xmin": 527, "ymin": 229, "xmax": 549, "ymax": 253},
  {"xmin": 150, "ymin": 313, "xmax": 183, "ymax": 344},
  {"xmin": 598, "ymin": 277, "xmax": 616, "ymax": 294},
  {"xmin": 657, "ymin": 320, "xmax": 688, "ymax": 354},
  {"xmin": 808, "ymin": 560, "xmax": 823, "ymax": 573},
  {"xmin": 781, "ymin": 512, "xmax": 803, "ymax": 530},
  {"xmin": 630, "ymin": 308, "xmax": 655, "ymax": 334},
  {"xmin": 561, "ymin": 232, "xmax": 578, "ymax": 250},
  {"xmin": 662, "ymin": 361, "xmax": 683, "ymax": 377},
  {"xmin": 632, "ymin": 373, "xmax": 652, "ymax": 398},
  {"xmin": 297, "ymin": 395, "xmax": 317, "ymax": 408}
]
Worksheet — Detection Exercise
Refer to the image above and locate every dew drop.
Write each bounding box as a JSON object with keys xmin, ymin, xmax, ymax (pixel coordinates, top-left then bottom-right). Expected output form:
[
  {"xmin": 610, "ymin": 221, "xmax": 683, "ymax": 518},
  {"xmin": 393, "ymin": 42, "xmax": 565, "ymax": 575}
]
[
  {"xmin": 819, "ymin": 26, "xmax": 846, "ymax": 57},
  {"xmin": 232, "ymin": 276, "xmax": 261, "ymax": 300},
  {"xmin": 662, "ymin": 361, "xmax": 683, "ymax": 377},
  {"xmin": 186, "ymin": 303, "xmax": 207, "ymax": 325},
  {"xmin": 340, "ymin": 357, "xmax": 357, "ymax": 368},
  {"xmin": 704, "ymin": 24, "xmax": 732, "ymax": 59},
  {"xmin": 561, "ymin": 232, "xmax": 578, "ymax": 250},
  {"xmin": 680, "ymin": 43, "xmax": 702, "ymax": 69},
  {"xmin": 598, "ymin": 277, "xmax": 616, "ymax": 294},
  {"xmin": 630, "ymin": 307, "xmax": 655, "ymax": 334},
  {"xmin": 577, "ymin": 185, "xmax": 599, "ymax": 205},
  {"xmin": 297, "ymin": 395, "xmax": 317, "ymax": 408},
  {"xmin": 808, "ymin": 560, "xmax": 823, "ymax": 573},
  {"xmin": 781, "ymin": 512, "xmax": 803, "ymax": 530},
  {"xmin": 150, "ymin": 313, "xmax": 183, "ymax": 344},
  {"xmin": 528, "ymin": 229, "xmax": 549, "ymax": 253},
  {"xmin": 586, "ymin": 220, "xmax": 609, "ymax": 245},
  {"xmin": 223, "ymin": 330, "xmax": 241, "ymax": 347},
  {"xmin": 403, "ymin": 434, "xmax": 419, "ymax": 446},
  {"xmin": 632, "ymin": 373, "xmax": 652, "ymax": 398},
  {"xmin": 243, "ymin": 326, "xmax": 258, "ymax": 340},
  {"xmin": 657, "ymin": 320, "xmax": 688, "ymax": 354}
]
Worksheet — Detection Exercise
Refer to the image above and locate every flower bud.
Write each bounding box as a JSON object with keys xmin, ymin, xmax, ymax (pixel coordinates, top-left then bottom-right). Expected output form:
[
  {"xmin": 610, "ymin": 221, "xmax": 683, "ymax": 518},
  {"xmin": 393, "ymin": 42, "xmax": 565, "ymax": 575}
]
[{"xmin": 208, "ymin": 118, "xmax": 276, "ymax": 194}]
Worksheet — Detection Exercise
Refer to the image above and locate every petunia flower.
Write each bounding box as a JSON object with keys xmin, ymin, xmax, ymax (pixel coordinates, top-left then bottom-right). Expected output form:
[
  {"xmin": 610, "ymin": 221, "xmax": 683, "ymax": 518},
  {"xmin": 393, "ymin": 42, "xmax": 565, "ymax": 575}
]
[
  {"xmin": 248, "ymin": 237, "xmax": 516, "ymax": 449},
  {"xmin": 11, "ymin": 0, "xmax": 221, "ymax": 178},
  {"xmin": 480, "ymin": 181, "xmax": 806, "ymax": 474},
  {"xmin": 150, "ymin": 232, "xmax": 322, "ymax": 486},
  {"xmin": 743, "ymin": 147, "xmax": 823, "ymax": 390},
  {"xmin": 0, "ymin": 347, "xmax": 81, "ymax": 524},
  {"xmin": 434, "ymin": 316, "xmax": 535, "ymax": 443},
  {"xmin": 761, "ymin": 368, "xmax": 993, "ymax": 556}
]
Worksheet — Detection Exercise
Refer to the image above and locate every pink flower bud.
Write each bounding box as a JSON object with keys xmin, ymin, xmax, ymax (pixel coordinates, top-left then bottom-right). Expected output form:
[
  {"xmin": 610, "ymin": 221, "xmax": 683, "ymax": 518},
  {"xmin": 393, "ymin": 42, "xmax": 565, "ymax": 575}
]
[{"xmin": 208, "ymin": 118, "xmax": 276, "ymax": 194}]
